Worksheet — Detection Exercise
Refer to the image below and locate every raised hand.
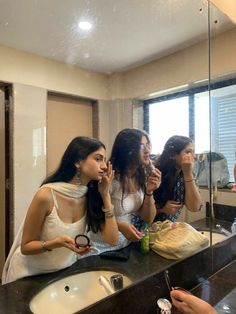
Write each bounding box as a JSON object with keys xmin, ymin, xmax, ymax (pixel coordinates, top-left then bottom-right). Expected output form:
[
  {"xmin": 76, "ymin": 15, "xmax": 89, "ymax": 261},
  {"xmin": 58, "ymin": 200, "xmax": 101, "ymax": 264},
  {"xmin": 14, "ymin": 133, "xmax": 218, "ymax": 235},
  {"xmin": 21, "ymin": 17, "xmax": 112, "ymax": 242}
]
[
  {"xmin": 146, "ymin": 168, "xmax": 162, "ymax": 193},
  {"xmin": 98, "ymin": 162, "xmax": 114, "ymax": 197},
  {"xmin": 181, "ymin": 153, "xmax": 195, "ymax": 175}
]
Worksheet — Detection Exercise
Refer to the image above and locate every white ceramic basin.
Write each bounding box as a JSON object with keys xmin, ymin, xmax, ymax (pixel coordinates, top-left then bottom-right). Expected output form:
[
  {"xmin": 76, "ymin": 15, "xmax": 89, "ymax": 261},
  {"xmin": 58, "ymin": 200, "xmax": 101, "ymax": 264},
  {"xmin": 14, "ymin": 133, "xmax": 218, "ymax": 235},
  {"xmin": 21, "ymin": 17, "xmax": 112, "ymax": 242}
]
[
  {"xmin": 199, "ymin": 231, "xmax": 228, "ymax": 245},
  {"xmin": 30, "ymin": 270, "xmax": 132, "ymax": 314}
]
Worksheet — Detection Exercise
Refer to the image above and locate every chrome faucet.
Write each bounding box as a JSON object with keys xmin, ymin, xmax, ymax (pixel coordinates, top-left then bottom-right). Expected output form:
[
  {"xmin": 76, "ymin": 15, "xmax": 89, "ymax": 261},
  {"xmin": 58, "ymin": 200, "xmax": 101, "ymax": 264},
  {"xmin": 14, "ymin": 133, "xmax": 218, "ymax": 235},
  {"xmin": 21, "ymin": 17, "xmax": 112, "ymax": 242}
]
[
  {"xmin": 110, "ymin": 274, "xmax": 123, "ymax": 290},
  {"xmin": 98, "ymin": 275, "xmax": 115, "ymax": 295},
  {"xmin": 216, "ymin": 224, "xmax": 231, "ymax": 236},
  {"xmin": 98, "ymin": 274, "xmax": 124, "ymax": 295}
]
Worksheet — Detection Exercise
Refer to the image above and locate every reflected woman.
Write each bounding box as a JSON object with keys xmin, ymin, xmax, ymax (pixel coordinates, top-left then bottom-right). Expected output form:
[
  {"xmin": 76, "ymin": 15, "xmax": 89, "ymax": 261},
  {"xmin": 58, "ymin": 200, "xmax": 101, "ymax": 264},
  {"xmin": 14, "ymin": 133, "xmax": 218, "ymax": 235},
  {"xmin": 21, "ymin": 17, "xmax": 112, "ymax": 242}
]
[
  {"xmin": 2, "ymin": 137, "xmax": 118, "ymax": 284},
  {"xmin": 153, "ymin": 135, "xmax": 202, "ymax": 222},
  {"xmin": 86, "ymin": 128, "xmax": 161, "ymax": 254}
]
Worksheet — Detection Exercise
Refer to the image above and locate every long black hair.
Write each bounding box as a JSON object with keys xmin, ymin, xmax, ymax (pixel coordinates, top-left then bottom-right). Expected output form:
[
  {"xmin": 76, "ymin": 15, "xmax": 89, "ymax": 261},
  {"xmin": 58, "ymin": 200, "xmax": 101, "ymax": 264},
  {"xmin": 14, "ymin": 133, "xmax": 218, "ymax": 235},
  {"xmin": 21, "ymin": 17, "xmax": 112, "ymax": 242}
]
[
  {"xmin": 153, "ymin": 135, "xmax": 192, "ymax": 208},
  {"xmin": 110, "ymin": 128, "xmax": 150, "ymax": 194},
  {"xmin": 42, "ymin": 136, "xmax": 106, "ymax": 233}
]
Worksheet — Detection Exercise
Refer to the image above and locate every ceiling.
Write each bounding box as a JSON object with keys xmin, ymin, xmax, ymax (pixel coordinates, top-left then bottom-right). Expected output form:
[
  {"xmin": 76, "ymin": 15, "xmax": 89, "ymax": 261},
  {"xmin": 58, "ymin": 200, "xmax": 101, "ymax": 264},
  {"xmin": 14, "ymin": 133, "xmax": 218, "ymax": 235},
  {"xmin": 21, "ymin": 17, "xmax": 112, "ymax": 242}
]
[{"xmin": 0, "ymin": 0, "xmax": 234, "ymax": 74}]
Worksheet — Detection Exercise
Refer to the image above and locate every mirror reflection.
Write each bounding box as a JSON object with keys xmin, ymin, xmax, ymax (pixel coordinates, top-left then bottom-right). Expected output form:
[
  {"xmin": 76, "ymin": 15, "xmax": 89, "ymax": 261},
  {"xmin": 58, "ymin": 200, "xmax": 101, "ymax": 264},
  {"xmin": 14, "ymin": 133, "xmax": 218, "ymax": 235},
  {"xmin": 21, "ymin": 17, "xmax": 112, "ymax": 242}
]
[
  {"xmin": 0, "ymin": 0, "xmax": 235, "ymax": 296},
  {"xmin": 208, "ymin": 2, "xmax": 236, "ymax": 224}
]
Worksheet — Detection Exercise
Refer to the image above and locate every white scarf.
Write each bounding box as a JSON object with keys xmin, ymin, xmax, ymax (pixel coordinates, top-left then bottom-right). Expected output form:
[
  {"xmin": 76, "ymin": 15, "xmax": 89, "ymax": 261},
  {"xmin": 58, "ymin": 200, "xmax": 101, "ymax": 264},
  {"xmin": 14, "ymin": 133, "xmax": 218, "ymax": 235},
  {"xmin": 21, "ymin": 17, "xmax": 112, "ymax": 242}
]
[
  {"xmin": 41, "ymin": 182, "xmax": 88, "ymax": 198},
  {"xmin": 2, "ymin": 181, "xmax": 88, "ymax": 284}
]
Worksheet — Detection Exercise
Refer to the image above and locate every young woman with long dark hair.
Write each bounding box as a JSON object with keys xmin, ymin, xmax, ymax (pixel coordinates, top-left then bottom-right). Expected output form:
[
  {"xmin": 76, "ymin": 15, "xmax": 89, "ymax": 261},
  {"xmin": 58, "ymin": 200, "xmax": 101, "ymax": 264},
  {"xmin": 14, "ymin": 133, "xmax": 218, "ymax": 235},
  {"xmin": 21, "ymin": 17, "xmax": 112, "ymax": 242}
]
[
  {"xmin": 86, "ymin": 128, "xmax": 161, "ymax": 254},
  {"xmin": 153, "ymin": 135, "xmax": 202, "ymax": 222},
  {"xmin": 2, "ymin": 136, "xmax": 118, "ymax": 284}
]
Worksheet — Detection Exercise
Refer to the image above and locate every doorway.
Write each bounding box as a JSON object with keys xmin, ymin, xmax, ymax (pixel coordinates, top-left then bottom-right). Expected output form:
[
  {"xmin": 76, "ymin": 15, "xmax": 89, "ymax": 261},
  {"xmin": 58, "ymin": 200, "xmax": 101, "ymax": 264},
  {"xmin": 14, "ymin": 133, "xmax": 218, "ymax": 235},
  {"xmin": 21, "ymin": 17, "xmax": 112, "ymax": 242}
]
[
  {"xmin": 0, "ymin": 84, "xmax": 13, "ymax": 275},
  {"xmin": 47, "ymin": 93, "xmax": 94, "ymax": 174}
]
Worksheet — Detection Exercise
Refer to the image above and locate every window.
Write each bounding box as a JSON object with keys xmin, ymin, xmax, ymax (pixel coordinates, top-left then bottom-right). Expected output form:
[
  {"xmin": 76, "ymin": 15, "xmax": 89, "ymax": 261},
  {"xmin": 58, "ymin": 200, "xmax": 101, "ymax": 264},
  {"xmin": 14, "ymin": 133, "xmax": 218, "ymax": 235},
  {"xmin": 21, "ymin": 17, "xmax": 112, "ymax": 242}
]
[
  {"xmin": 144, "ymin": 79, "xmax": 236, "ymax": 182},
  {"xmin": 211, "ymin": 85, "xmax": 236, "ymax": 182},
  {"xmin": 149, "ymin": 97, "xmax": 189, "ymax": 153},
  {"xmin": 194, "ymin": 91, "xmax": 210, "ymax": 153}
]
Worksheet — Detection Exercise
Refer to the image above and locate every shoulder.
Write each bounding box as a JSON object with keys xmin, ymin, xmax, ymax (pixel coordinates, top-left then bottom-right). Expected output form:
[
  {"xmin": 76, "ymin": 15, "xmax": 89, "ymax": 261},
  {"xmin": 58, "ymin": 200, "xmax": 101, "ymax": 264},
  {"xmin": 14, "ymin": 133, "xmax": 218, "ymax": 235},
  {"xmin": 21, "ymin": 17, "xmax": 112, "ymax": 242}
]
[{"xmin": 32, "ymin": 187, "xmax": 53, "ymax": 207}]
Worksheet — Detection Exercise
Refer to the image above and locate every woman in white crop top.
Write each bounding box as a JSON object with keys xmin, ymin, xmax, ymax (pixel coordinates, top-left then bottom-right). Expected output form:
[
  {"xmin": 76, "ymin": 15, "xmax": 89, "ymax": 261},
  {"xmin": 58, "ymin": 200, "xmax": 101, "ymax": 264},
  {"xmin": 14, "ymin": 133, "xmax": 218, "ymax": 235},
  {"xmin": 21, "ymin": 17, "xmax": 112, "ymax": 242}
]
[
  {"xmin": 86, "ymin": 128, "xmax": 162, "ymax": 254},
  {"xmin": 2, "ymin": 137, "xmax": 118, "ymax": 284},
  {"xmin": 109, "ymin": 128, "xmax": 161, "ymax": 242}
]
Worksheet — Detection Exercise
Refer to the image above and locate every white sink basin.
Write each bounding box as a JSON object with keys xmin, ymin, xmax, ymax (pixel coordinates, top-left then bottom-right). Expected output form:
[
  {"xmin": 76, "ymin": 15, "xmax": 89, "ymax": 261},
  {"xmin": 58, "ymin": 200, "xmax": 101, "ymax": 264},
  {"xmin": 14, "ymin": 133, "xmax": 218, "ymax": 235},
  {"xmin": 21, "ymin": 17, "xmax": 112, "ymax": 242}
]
[
  {"xmin": 30, "ymin": 270, "xmax": 132, "ymax": 314},
  {"xmin": 199, "ymin": 231, "xmax": 228, "ymax": 245}
]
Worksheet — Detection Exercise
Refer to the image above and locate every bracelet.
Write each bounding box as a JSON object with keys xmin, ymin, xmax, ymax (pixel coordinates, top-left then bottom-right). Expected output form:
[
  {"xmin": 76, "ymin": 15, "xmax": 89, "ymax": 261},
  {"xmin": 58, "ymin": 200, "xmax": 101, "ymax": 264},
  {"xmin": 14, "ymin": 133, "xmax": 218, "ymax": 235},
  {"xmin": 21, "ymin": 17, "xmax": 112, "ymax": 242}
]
[
  {"xmin": 41, "ymin": 241, "xmax": 52, "ymax": 252},
  {"xmin": 184, "ymin": 178, "xmax": 196, "ymax": 183},
  {"xmin": 145, "ymin": 191, "xmax": 153, "ymax": 196},
  {"xmin": 102, "ymin": 205, "xmax": 114, "ymax": 213},
  {"xmin": 105, "ymin": 211, "xmax": 115, "ymax": 219}
]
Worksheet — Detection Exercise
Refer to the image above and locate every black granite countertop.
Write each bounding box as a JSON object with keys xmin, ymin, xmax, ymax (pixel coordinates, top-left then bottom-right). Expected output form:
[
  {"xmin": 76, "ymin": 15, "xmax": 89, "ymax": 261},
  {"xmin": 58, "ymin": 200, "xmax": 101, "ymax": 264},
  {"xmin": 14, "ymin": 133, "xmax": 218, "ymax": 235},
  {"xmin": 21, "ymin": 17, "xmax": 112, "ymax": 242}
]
[
  {"xmin": 0, "ymin": 243, "xmax": 177, "ymax": 314},
  {"xmin": 0, "ymin": 218, "xmax": 235, "ymax": 314},
  {"xmin": 191, "ymin": 260, "xmax": 236, "ymax": 314}
]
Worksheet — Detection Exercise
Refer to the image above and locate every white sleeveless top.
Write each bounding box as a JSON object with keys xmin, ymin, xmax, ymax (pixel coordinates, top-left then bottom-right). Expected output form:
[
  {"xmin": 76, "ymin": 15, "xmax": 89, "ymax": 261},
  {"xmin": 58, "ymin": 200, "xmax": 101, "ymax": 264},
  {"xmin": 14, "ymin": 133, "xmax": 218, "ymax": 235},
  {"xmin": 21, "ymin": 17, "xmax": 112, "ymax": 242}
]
[
  {"xmin": 86, "ymin": 178, "xmax": 144, "ymax": 255},
  {"xmin": 2, "ymin": 188, "xmax": 86, "ymax": 284}
]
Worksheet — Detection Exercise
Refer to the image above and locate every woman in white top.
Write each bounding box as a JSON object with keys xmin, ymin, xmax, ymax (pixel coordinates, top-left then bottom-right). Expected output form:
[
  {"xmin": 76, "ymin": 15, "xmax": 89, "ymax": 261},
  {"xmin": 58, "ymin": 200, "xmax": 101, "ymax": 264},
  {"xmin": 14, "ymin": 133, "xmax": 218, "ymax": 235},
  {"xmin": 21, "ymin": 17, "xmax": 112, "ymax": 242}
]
[
  {"xmin": 87, "ymin": 128, "xmax": 161, "ymax": 253},
  {"xmin": 2, "ymin": 137, "xmax": 118, "ymax": 284}
]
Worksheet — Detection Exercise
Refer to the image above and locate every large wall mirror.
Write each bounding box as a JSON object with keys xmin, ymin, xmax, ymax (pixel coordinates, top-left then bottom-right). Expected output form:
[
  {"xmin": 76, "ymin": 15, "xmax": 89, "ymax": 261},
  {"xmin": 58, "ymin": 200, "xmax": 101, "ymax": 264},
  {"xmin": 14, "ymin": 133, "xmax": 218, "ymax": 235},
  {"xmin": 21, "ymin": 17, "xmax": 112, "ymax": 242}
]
[
  {"xmin": 208, "ymin": 1, "xmax": 236, "ymax": 225},
  {"xmin": 0, "ymin": 0, "xmax": 235, "ymax": 282}
]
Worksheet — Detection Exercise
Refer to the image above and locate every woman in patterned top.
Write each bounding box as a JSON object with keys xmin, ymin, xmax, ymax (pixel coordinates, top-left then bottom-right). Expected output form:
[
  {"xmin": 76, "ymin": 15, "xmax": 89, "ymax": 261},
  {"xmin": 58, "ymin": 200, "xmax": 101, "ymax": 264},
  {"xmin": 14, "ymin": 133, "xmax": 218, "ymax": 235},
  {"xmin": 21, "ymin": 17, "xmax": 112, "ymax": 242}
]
[{"xmin": 153, "ymin": 135, "xmax": 202, "ymax": 222}]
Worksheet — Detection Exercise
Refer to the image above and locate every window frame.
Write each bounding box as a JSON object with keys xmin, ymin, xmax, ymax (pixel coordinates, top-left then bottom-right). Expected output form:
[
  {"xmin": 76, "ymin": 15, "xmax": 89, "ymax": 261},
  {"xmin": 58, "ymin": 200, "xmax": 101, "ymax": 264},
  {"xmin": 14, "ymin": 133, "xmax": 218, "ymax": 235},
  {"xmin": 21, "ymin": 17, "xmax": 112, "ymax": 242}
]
[
  {"xmin": 144, "ymin": 77, "xmax": 236, "ymax": 182},
  {"xmin": 144, "ymin": 78, "xmax": 236, "ymax": 140}
]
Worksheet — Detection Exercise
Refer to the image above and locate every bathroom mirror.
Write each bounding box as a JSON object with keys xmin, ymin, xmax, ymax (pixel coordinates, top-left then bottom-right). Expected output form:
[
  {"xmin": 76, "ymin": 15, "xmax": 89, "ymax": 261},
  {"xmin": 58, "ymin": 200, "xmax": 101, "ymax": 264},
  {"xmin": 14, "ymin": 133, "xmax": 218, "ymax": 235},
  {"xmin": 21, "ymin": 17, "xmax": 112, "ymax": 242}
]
[
  {"xmin": 0, "ymin": 0, "xmax": 234, "ymax": 281},
  {"xmin": 208, "ymin": 2, "xmax": 236, "ymax": 223}
]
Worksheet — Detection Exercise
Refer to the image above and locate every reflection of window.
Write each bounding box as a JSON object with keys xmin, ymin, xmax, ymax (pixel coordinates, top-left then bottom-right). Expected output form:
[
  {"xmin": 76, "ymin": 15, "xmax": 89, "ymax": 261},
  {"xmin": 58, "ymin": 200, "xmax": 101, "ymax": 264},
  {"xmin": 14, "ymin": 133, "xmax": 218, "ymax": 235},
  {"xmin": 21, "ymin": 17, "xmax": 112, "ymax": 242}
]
[
  {"xmin": 144, "ymin": 79, "xmax": 236, "ymax": 182},
  {"xmin": 149, "ymin": 97, "xmax": 189, "ymax": 153},
  {"xmin": 194, "ymin": 91, "xmax": 210, "ymax": 153}
]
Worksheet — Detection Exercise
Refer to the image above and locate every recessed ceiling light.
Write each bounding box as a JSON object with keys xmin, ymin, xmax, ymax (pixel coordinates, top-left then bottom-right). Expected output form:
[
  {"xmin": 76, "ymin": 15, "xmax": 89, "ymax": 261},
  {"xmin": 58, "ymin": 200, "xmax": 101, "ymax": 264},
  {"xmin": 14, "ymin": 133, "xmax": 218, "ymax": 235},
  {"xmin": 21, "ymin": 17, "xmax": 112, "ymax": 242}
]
[{"xmin": 78, "ymin": 21, "xmax": 92, "ymax": 31}]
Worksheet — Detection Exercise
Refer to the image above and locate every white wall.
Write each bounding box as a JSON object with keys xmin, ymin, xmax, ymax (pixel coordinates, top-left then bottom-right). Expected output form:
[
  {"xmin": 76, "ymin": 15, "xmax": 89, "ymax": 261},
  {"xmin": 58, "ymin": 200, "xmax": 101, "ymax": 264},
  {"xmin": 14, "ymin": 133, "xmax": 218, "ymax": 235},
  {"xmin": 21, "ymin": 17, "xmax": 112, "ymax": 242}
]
[
  {"xmin": 0, "ymin": 45, "xmax": 109, "ymax": 100},
  {"xmin": 97, "ymin": 99, "xmax": 133, "ymax": 155},
  {"xmin": 13, "ymin": 84, "xmax": 47, "ymax": 233}
]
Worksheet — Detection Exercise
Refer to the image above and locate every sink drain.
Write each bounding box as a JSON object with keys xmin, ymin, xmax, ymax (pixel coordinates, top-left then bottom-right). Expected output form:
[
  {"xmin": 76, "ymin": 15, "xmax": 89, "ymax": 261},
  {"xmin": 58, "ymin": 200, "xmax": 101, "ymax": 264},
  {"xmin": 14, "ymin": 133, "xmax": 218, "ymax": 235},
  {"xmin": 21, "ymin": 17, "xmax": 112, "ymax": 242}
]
[{"xmin": 64, "ymin": 285, "xmax": 70, "ymax": 292}]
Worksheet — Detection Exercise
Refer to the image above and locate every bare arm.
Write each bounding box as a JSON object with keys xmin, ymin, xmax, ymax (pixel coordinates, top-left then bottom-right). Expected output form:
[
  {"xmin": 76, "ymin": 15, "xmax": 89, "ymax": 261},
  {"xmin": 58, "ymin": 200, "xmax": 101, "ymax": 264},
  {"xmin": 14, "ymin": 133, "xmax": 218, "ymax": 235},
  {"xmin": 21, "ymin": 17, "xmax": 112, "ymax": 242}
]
[
  {"xmin": 21, "ymin": 188, "xmax": 88, "ymax": 255},
  {"xmin": 98, "ymin": 163, "xmax": 119, "ymax": 245},
  {"xmin": 181, "ymin": 154, "xmax": 202, "ymax": 212},
  {"xmin": 156, "ymin": 200, "xmax": 182, "ymax": 215},
  {"xmin": 138, "ymin": 168, "xmax": 161, "ymax": 223},
  {"xmin": 117, "ymin": 221, "xmax": 143, "ymax": 241}
]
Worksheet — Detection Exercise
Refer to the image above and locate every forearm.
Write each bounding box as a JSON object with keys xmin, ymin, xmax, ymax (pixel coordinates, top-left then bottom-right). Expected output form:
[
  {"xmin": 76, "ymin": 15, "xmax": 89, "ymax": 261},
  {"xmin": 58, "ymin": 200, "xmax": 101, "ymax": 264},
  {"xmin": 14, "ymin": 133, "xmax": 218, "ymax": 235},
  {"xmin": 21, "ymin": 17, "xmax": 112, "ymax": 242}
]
[
  {"xmin": 101, "ymin": 215, "xmax": 119, "ymax": 245},
  {"xmin": 21, "ymin": 238, "xmax": 57, "ymax": 255},
  {"xmin": 139, "ymin": 193, "xmax": 156, "ymax": 224},
  {"xmin": 184, "ymin": 176, "xmax": 202, "ymax": 212},
  {"xmin": 101, "ymin": 193, "xmax": 113, "ymax": 211},
  {"xmin": 100, "ymin": 194, "xmax": 119, "ymax": 245}
]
